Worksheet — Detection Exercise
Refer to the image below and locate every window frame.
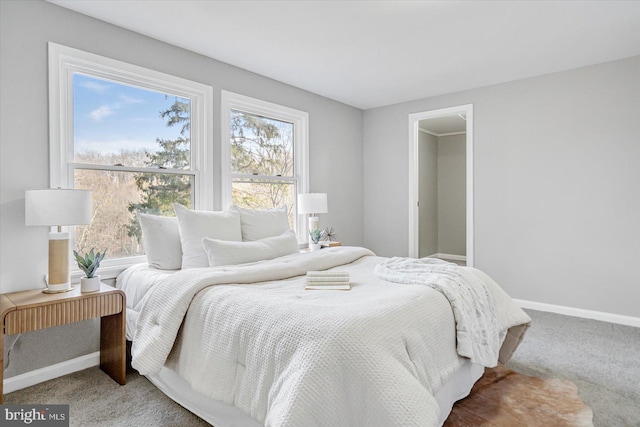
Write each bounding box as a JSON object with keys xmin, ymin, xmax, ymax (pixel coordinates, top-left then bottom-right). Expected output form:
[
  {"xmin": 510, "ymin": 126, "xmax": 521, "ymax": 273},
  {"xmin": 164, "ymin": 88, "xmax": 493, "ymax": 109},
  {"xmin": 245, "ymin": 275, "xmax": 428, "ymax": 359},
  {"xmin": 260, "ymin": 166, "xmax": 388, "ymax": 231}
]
[
  {"xmin": 220, "ymin": 91, "xmax": 309, "ymax": 243},
  {"xmin": 48, "ymin": 43, "xmax": 213, "ymax": 278}
]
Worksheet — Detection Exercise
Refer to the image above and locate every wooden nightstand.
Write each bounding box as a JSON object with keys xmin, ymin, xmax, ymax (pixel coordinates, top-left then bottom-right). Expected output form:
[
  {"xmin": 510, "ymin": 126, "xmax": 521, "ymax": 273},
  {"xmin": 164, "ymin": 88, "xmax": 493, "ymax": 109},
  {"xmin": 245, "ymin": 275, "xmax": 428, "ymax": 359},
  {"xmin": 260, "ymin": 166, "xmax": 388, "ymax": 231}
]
[{"xmin": 0, "ymin": 283, "xmax": 126, "ymax": 403}]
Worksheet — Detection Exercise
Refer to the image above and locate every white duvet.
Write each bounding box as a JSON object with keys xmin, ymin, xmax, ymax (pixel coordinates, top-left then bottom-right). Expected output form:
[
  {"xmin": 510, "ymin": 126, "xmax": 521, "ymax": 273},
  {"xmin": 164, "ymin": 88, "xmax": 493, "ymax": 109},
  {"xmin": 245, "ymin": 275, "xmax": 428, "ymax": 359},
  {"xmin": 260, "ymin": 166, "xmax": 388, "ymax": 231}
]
[{"xmin": 132, "ymin": 247, "xmax": 530, "ymax": 427}]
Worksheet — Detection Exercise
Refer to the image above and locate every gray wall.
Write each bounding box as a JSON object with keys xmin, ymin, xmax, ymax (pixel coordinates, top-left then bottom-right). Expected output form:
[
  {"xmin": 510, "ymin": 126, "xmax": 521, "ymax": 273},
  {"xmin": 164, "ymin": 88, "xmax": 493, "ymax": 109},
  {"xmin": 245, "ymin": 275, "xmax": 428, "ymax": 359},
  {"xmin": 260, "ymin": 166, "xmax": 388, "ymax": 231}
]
[
  {"xmin": 418, "ymin": 131, "xmax": 438, "ymax": 257},
  {"xmin": 437, "ymin": 134, "xmax": 466, "ymax": 256},
  {"xmin": 364, "ymin": 55, "xmax": 640, "ymax": 318},
  {"xmin": 0, "ymin": 0, "xmax": 364, "ymax": 377}
]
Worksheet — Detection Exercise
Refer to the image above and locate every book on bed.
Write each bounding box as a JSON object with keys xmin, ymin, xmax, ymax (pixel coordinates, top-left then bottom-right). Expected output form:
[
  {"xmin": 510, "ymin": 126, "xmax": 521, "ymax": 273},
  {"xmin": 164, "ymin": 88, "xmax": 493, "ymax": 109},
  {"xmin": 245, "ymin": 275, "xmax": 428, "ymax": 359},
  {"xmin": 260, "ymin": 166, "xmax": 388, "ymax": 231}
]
[{"xmin": 305, "ymin": 271, "xmax": 351, "ymax": 290}]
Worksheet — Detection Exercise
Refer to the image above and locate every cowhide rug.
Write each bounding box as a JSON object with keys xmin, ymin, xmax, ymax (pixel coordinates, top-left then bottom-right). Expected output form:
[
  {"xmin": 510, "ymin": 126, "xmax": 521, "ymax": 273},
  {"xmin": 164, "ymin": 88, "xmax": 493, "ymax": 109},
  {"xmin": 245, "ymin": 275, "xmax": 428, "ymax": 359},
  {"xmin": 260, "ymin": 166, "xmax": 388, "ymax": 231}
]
[{"xmin": 444, "ymin": 364, "xmax": 594, "ymax": 427}]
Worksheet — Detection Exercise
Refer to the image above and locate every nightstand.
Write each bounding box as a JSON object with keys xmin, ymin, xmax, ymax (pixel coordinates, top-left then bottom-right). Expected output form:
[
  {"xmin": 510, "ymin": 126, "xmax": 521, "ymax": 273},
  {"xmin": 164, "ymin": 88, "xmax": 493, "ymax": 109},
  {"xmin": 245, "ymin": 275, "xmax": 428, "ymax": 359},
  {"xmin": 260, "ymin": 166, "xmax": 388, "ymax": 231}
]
[{"xmin": 0, "ymin": 283, "xmax": 126, "ymax": 403}]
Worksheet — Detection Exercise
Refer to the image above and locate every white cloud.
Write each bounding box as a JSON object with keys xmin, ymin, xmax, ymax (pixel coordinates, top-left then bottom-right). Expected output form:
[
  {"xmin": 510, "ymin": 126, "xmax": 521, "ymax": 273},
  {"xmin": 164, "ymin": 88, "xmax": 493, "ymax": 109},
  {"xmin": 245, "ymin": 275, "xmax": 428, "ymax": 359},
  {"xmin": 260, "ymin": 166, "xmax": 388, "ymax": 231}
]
[
  {"xmin": 120, "ymin": 95, "xmax": 144, "ymax": 104},
  {"xmin": 89, "ymin": 106, "xmax": 115, "ymax": 121},
  {"xmin": 79, "ymin": 80, "xmax": 109, "ymax": 94}
]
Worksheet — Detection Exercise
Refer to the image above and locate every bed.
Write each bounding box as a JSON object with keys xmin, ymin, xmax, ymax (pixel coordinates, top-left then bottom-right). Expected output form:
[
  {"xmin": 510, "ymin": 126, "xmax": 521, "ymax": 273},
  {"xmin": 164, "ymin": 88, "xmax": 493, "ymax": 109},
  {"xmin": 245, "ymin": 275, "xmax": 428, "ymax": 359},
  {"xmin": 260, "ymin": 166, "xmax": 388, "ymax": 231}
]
[{"xmin": 117, "ymin": 205, "xmax": 530, "ymax": 427}]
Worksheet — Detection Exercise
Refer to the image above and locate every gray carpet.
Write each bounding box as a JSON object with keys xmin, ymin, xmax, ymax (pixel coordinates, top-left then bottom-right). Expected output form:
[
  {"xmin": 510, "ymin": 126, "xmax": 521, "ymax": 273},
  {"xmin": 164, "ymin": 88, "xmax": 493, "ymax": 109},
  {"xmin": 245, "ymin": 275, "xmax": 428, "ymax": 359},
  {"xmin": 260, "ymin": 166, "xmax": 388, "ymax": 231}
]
[
  {"xmin": 3, "ymin": 364, "xmax": 208, "ymax": 427},
  {"xmin": 505, "ymin": 309, "xmax": 640, "ymax": 427},
  {"xmin": 4, "ymin": 309, "xmax": 639, "ymax": 426}
]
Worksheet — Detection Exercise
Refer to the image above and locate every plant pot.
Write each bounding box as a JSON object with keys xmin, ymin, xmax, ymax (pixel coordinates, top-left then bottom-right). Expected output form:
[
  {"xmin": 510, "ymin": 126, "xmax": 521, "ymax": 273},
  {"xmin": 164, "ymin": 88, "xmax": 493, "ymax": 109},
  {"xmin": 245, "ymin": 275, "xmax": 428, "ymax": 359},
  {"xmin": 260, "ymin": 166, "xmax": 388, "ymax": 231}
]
[
  {"xmin": 310, "ymin": 243, "xmax": 322, "ymax": 251},
  {"xmin": 81, "ymin": 275, "xmax": 101, "ymax": 293}
]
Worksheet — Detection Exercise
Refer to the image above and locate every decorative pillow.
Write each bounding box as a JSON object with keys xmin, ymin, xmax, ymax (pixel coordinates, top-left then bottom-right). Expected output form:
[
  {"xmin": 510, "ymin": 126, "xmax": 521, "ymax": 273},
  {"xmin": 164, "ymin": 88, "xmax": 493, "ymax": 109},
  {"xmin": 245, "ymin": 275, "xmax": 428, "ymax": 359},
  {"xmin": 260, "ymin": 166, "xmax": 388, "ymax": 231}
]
[
  {"xmin": 230, "ymin": 205, "xmax": 290, "ymax": 241},
  {"xmin": 138, "ymin": 213, "xmax": 182, "ymax": 270},
  {"xmin": 173, "ymin": 203, "xmax": 242, "ymax": 269},
  {"xmin": 202, "ymin": 230, "xmax": 299, "ymax": 267}
]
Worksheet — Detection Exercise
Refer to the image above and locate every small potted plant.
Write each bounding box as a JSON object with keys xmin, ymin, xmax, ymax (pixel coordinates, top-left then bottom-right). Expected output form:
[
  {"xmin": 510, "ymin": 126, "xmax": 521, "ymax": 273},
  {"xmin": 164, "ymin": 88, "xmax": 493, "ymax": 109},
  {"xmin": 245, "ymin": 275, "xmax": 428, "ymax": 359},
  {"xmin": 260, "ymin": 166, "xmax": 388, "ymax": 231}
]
[
  {"xmin": 73, "ymin": 248, "xmax": 106, "ymax": 293},
  {"xmin": 309, "ymin": 228, "xmax": 323, "ymax": 251}
]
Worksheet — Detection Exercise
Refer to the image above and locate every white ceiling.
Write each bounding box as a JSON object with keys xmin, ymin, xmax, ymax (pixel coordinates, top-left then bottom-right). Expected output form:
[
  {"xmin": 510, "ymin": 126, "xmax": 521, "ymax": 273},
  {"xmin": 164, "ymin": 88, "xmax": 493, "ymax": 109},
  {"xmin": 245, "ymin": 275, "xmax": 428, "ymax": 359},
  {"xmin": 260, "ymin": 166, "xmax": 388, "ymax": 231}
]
[
  {"xmin": 49, "ymin": 0, "xmax": 640, "ymax": 110},
  {"xmin": 420, "ymin": 115, "xmax": 467, "ymax": 136}
]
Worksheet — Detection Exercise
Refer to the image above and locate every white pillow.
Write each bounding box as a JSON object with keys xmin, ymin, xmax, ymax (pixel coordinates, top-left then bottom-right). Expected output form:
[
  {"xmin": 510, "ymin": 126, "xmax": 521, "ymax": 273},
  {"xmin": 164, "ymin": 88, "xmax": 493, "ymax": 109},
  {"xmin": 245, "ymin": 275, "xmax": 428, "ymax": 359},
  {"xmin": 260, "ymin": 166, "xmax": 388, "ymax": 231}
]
[
  {"xmin": 173, "ymin": 203, "xmax": 242, "ymax": 269},
  {"xmin": 202, "ymin": 230, "xmax": 299, "ymax": 267},
  {"xmin": 138, "ymin": 213, "xmax": 182, "ymax": 270},
  {"xmin": 230, "ymin": 205, "xmax": 290, "ymax": 241}
]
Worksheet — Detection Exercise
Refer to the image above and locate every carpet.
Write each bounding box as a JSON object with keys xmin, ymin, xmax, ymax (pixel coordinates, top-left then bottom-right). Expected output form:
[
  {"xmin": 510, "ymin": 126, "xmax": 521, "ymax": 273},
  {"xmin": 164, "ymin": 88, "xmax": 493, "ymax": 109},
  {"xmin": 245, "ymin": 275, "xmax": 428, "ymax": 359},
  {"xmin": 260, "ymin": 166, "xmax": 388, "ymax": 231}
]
[
  {"xmin": 4, "ymin": 364, "xmax": 595, "ymax": 426},
  {"xmin": 445, "ymin": 364, "xmax": 594, "ymax": 427}
]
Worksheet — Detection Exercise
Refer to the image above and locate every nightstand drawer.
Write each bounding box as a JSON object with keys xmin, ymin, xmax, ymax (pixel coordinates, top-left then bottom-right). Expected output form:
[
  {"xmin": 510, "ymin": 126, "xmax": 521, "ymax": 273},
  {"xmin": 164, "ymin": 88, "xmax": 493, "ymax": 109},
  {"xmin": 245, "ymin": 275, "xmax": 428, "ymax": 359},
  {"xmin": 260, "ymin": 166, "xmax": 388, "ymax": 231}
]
[{"xmin": 4, "ymin": 293, "xmax": 124, "ymax": 335}]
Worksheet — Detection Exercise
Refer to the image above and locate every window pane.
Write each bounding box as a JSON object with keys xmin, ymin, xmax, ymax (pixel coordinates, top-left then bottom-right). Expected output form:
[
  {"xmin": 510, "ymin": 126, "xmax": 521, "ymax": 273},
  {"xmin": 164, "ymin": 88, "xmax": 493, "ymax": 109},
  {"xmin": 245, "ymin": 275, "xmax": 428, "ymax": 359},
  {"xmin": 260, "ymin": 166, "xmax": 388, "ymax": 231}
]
[
  {"xmin": 230, "ymin": 110, "xmax": 293, "ymax": 177},
  {"xmin": 232, "ymin": 179, "xmax": 295, "ymax": 230},
  {"xmin": 73, "ymin": 73, "xmax": 191, "ymax": 169},
  {"xmin": 74, "ymin": 169, "xmax": 192, "ymax": 259}
]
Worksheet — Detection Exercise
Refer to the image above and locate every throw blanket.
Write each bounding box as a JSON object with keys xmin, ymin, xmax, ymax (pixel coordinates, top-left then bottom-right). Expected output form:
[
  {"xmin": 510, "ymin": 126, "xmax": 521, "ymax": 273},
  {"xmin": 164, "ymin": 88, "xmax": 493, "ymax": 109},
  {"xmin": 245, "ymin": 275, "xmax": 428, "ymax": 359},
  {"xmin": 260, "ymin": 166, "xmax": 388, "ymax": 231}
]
[
  {"xmin": 132, "ymin": 247, "xmax": 530, "ymax": 427},
  {"xmin": 374, "ymin": 257, "xmax": 499, "ymax": 367}
]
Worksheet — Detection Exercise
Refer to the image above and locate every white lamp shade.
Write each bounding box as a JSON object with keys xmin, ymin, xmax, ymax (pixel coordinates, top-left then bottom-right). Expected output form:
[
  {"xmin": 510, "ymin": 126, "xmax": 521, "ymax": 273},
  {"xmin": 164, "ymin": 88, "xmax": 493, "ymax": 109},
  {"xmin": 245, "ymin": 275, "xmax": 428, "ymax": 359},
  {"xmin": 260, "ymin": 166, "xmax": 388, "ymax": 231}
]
[
  {"xmin": 25, "ymin": 189, "xmax": 92, "ymax": 226},
  {"xmin": 298, "ymin": 193, "xmax": 328, "ymax": 214}
]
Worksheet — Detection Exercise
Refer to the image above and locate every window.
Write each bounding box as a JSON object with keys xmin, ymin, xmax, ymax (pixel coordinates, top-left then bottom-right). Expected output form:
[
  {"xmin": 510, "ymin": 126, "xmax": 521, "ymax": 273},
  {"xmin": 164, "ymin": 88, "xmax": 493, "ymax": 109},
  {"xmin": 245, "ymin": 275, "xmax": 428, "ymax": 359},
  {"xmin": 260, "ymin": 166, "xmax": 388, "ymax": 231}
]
[
  {"xmin": 221, "ymin": 91, "xmax": 309, "ymax": 242},
  {"xmin": 49, "ymin": 43, "xmax": 213, "ymax": 274}
]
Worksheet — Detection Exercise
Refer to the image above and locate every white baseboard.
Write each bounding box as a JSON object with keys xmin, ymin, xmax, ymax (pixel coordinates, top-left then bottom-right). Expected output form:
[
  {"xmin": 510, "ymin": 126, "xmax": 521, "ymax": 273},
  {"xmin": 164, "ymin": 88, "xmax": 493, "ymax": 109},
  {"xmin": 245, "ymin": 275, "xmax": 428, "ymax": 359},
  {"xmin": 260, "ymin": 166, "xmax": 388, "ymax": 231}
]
[
  {"xmin": 515, "ymin": 299, "xmax": 640, "ymax": 328},
  {"xmin": 427, "ymin": 253, "xmax": 467, "ymax": 262},
  {"xmin": 3, "ymin": 351, "xmax": 100, "ymax": 394}
]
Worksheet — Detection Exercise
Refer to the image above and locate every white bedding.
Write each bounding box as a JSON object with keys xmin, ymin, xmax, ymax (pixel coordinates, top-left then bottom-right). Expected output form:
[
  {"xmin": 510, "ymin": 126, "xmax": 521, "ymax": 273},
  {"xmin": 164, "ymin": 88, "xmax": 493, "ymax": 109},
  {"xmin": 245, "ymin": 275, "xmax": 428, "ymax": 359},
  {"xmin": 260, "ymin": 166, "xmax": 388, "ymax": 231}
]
[
  {"xmin": 147, "ymin": 358, "xmax": 485, "ymax": 427},
  {"xmin": 115, "ymin": 263, "xmax": 176, "ymax": 340},
  {"xmin": 129, "ymin": 247, "xmax": 530, "ymax": 427},
  {"xmin": 374, "ymin": 257, "xmax": 499, "ymax": 367}
]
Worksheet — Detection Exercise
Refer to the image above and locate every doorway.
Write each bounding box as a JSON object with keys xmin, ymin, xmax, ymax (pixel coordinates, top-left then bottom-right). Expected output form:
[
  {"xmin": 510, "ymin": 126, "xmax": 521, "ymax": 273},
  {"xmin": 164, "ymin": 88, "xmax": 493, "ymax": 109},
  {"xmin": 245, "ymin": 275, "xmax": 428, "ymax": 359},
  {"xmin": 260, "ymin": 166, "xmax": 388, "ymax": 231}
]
[{"xmin": 408, "ymin": 104, "xmax": 473, "ymax": 266}]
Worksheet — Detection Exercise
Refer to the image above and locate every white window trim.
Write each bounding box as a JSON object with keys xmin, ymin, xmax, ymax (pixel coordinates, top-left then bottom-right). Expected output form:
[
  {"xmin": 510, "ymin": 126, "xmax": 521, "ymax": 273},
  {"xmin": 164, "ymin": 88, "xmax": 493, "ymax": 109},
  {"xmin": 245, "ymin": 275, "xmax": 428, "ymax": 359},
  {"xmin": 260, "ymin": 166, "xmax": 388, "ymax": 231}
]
[
  {"xmin": 48, "ymin": 42, "xmax": 214, "ymax": 278},
  {"xmin": 220, "ymin": 91, "xmax": 309, "ymax": 242}
]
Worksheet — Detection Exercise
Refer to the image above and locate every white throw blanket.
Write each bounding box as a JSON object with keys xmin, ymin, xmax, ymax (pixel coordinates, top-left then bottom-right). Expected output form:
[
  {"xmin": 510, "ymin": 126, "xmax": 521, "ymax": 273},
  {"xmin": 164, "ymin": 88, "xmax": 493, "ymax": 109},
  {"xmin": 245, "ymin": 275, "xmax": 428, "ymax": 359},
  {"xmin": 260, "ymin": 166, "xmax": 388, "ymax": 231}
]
[
  {"xmin": 132, "ymin": 247, "xmax": 530, "ymax": 427},
  {"xmin": 374, "ymin": 257, "xmax": 500, "ymax": 367}
]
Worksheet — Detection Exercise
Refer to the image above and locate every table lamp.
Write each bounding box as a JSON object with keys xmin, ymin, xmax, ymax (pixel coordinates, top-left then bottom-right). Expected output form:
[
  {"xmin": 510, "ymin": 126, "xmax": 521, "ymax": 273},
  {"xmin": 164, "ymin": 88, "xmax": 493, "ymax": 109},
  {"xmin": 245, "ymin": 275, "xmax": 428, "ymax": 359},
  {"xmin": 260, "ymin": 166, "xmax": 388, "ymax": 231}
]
[
  {"xmin": 298, "ymin": 193, "xmax": 328, "ymax": 233},
  {"xmin": 25, "ymin": 188, "xmax": 92, "ymax": 292}
]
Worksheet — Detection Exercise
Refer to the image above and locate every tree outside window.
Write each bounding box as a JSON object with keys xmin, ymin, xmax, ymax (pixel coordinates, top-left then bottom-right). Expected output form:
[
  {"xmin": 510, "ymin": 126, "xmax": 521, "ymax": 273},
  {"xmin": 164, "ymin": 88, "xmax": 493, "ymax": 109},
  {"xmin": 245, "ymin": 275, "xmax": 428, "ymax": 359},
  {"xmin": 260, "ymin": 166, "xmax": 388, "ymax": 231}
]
[
  {"xmin": 230, "ymin": 110, "xmax": 296, "ymax": 227},
  {"xmin": 72, "ymin": 74, "xmax": 194, "ymax": 259}
]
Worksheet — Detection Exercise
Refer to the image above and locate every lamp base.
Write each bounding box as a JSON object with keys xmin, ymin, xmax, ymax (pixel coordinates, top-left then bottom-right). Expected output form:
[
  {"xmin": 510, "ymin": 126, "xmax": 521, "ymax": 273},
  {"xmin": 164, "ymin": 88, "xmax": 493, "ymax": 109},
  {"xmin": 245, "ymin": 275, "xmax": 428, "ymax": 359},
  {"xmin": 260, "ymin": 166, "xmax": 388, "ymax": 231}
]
[
  {"xmin": 48, "ymin": 231, "xmax": 71, "ymax": 292},
  {"xmin": 308, "ymin": 216, "xmax": 319, "ymax": 231}
]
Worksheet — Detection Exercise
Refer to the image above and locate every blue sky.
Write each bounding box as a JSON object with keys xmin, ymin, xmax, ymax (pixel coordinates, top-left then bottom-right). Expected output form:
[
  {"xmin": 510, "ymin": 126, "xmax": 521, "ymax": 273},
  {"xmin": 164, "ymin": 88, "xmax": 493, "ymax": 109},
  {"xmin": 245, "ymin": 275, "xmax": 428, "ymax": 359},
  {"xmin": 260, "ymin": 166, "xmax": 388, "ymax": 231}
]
[{"xmin": 73, "ymin": 73, "xmax": 189, "ymax": 156}]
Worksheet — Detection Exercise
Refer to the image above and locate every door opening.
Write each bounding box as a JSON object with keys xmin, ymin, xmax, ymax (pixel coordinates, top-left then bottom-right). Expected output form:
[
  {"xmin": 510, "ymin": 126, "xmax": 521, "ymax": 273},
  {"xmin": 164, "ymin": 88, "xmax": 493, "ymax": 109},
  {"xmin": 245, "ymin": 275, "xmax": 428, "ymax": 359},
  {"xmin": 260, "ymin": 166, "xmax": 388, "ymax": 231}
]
[{"xmin": 408, "ymin": 104, "xmax": 473, "ymax": 266}]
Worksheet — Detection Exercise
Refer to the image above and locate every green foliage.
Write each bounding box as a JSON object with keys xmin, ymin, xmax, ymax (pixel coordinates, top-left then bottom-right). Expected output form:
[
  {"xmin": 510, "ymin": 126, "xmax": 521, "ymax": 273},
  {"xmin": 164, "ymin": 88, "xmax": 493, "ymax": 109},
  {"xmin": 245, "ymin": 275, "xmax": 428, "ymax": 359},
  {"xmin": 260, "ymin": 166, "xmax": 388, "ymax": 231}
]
[
  {"xmin": 309, "ymin": 228, "xmax": 323, "ymax": 244},
  {"xmin": 127, "ymin": 98, "xmax": 192, "ymax": 240},
  {"xmin": 73, "ymin": 248, "xmax": 106, "ymax": 278},
  {"xmin": 230, "ymin": 111, "xmax": 293, "ymax": 177},
  {"xmin": 230, "ymin": 111, "xmax": 295, "ymax": 217},
  {"xmin": 160, "ymin": 99, "xmax": 191, "ymax": 135}
]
